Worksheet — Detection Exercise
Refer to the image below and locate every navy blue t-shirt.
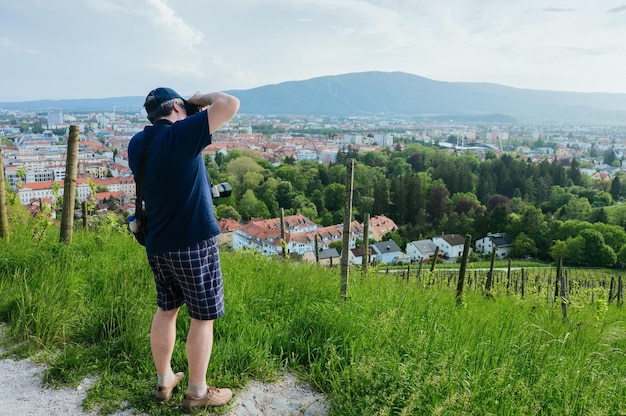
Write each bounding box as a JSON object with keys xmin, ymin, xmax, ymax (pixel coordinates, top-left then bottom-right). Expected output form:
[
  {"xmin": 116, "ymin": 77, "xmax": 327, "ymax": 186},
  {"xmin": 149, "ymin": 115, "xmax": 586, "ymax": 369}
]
[{"xmin": 128, "ymin": 111, "xmax": 219, "ymax": 255}]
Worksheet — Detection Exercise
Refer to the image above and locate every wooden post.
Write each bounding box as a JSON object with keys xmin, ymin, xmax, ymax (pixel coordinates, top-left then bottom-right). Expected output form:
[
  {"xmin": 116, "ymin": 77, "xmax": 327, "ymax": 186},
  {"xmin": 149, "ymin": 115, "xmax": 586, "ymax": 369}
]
[
  {"xmin": 430, "ymin": 246, "xmax": 439, "ymax": 272},
  {"xmin": 81, "ymin": 201, "xmax": 88, "ymax": 230},
  {"xmin": 618, "ymin": 276, "xmax": 624, "ymax": 306},
  {"xmin": 560, "ymin": 274, "xmax": 568, "ymax": 320},
  {"xmin": 60, "ymin": 125, "xmax": 80, "ymax": 244},
  {"xmin": 608, "ymin": 276, "xmax": 615, "ymax": 304},
  {"xmin": 280, "ymin": 207, "xmax": 287, "ymax": 258},
  {"xmin": 456, "ymin": 234, "xmax": 472, "ymax": 307},
  {"xmin": 0, "ymin": 148, "xmax": 9, "ymax": 241},
  {"xmin": 485, "ymin": 245, "xmax": 496, "ymax": 293},
  {"xmin": 340, "ymin": 159, "xmax": 354, "ymax": 300},
  {"xmin": 416, "ymin": 261, "xmax": 423, "ymax": 282},
  {"xmin": 314, "ymin": 234, "xmax": 319, "ymax": 264},
  {"xmin": 521, "ymin": 268, "xmax": 526, "ymax": 298},
  {"xmin": 362, "ymin": 212, "xmax": 370, "ymax": 273},
  {"xmin": 506, "ymin": 258, "xmax": 511, "ymax": 292}
]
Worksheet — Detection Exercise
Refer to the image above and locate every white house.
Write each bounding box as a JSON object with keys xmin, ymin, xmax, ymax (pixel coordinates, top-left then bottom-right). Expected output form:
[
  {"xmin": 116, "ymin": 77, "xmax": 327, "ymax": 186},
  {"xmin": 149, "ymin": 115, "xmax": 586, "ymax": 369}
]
[
  {"xmin": 348, "ymin": 246, "xmax": 377, "ymax": 266},
  {"xmin": 475, "ymin": 233, "xmax": 514, "ymax": 258},
  {"xmin": 406, "ymin": 239, "xmax": 438, "ymax": 262},
  {"xmin": 371, "ymin": 240, "xmax": 404, "ymax": 264},
  {"xmin": 432, "ymin": 234, "xmax": 468, "ymax": 262}
]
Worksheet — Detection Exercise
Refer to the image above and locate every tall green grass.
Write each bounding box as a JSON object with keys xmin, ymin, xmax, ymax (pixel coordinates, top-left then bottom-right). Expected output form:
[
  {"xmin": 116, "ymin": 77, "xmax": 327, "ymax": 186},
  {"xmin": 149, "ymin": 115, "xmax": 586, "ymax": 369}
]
[{"xmin": 0, "ymin": 222, "xmax": 624, "ymax": 415}]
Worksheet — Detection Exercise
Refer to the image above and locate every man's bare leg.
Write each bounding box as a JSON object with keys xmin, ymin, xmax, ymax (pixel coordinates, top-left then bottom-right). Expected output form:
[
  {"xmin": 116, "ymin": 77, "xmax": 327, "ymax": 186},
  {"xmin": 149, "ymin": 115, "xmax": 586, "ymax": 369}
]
[
  {"xmin": 151, "ymin": 307, "xmax": 180, "ymax": 385},
  {"xmin": 186, "ymin": 318, "xmax": 214, "ymax": 393}
]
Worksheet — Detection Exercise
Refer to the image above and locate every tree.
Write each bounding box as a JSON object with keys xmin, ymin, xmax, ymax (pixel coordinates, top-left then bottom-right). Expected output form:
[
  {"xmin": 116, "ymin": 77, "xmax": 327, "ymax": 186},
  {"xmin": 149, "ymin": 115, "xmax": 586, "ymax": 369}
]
[
  {"xmin": 239, "ymin": 190, "xmax": 270, "ymax": 221},
  {"xmin": 510, "ymin": 232, "xmax": 537, "ymax": 258},
  {"xmin": 216, "ymin": 205, "xmax": 241, "ymax": 221},
  {"xmin": 603, "ymin": 148, "xmax": 617, "ymax": 166},
  {"xmin": 276, "ymin": 180, "xmax": 296, "ymax": 210},
  {"xmin": 426, "ymin": 185, "xmax": 449, "ymax": 226},
  {"xmin": 372, "ymin": 180, "xmax": 390, "ymax": 215},
  {"xmin": 610, "ymin": 175, "xmax": 622, "ymax": 201},
  {"xmin": 324, "ymin": 183, "xmax": 345, "ymax": 212},
  {"xmin": 569, "ymin": 158, "xmax": 582, "ymax": 186},
  {"xmin": 617, "ymin": 243, "xmax": 626, "ymax": 267},
  {"xmin": 579, "ymin": 229, "xmax": 617, "ymax": 266},
  {"xmin": 485, "ymin": 194, "xmax": 510, "ymax": 213}
]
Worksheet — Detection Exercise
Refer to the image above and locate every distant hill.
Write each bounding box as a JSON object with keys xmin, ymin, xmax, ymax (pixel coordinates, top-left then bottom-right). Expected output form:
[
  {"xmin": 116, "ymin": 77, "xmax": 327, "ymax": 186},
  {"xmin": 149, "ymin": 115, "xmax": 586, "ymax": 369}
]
[{"xmin": 3, "ymin": 71, "xmax": 626, "ymax": 124}]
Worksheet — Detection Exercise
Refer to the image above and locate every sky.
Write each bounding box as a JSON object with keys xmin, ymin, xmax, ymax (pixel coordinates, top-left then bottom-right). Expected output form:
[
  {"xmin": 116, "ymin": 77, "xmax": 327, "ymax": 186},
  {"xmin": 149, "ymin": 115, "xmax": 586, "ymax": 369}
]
[{"xmin": 2, "ymin": 0, "xmax": 626, "ymax": 101}]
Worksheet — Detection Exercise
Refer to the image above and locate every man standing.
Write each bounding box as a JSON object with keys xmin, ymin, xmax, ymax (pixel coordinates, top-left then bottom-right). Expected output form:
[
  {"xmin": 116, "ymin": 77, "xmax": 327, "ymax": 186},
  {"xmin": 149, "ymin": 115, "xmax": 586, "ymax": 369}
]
[{"xmin": 128, "ymin": 87, "xmax": 240, "ymax": 411}]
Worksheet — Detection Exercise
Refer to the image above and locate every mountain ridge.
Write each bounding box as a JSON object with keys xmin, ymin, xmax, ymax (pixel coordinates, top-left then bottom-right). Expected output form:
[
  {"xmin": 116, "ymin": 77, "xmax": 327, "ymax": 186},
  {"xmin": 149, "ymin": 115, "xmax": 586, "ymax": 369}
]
[{"xmin": 3, "ymin": 71, "xmax": 626, "ymax": 124}]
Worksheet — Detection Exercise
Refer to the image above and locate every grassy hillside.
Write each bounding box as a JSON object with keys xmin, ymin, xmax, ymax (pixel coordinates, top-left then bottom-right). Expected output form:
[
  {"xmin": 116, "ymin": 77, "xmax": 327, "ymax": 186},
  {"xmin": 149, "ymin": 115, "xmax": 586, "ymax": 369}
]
[{"xmin": 0, "ymin": 221, "xmax": 624, "ymax": 415}]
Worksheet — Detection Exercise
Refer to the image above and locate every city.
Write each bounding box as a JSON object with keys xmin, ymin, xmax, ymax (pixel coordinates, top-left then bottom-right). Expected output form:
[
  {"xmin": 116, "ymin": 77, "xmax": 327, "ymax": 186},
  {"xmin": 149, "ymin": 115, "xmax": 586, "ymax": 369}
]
[{"xmin": 2, "ymin": 107, "xmax": 626, "ymax": 265}]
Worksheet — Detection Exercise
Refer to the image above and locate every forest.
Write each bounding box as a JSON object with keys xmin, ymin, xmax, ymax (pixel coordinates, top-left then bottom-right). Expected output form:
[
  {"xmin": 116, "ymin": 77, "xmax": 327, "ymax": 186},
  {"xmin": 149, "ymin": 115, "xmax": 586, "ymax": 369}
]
[{"xmin": 203, "ymin": 141, "xmax": 626, "ymax": 267}]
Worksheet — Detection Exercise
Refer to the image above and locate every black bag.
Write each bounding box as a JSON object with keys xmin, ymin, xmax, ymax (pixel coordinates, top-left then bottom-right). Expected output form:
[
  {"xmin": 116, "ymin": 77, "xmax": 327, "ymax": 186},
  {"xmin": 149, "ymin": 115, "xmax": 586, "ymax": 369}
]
[{"xmin": 131, "ymin": 120, "xmax": 172, "ymax": 246}]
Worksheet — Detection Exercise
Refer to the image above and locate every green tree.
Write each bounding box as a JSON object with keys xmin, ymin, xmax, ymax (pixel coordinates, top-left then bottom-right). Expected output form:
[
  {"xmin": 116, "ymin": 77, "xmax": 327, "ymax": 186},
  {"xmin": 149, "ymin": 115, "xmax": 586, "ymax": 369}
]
[
  {"xmin": 216, "ymin": 205, "xmax": 241, "ymax": 221},
  {"xmin": 426, "ymin": 185, "xmax": 449, "ymax": 226},
  {"xmin": 324, "ymin": 183, "xmax": 345, "ymax": 212},
  {"xmin": 579, "ymin": 229, "xmax": 617, "ymax": 266},
  {"xmin": 569, "ymin": 158, "xmax": 582, "ymax": 186},
  {"xmin": 239, "ymin": 190, "xmax": 270, "ymax": 221},
  {"xmin": 610, "ymin": 175, "xmax": 622, "ymax": 201},
  {"xmin": 276, "ymin": 180, "xmax": 296, "ymax": 210},
  {"xmin": 510, "ymin": 232, "xmax": 537, "ymax": 258}
]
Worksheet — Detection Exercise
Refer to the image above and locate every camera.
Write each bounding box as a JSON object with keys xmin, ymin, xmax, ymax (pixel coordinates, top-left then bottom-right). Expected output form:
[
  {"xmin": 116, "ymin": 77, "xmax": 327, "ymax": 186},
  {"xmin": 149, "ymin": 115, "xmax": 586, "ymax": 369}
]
[
  {"xmin": 185, "ymin": 101, "xmax": 202, "ymax": 115},
  {"xmin": 211, "ymin": 182, "xmax": 232, "ymax": 198}
]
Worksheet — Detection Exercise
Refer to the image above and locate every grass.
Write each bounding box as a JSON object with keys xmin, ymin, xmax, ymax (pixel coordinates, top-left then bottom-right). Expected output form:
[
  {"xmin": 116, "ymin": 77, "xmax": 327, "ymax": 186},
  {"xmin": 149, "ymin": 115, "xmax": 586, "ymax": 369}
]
[{"xmin": 0, "ymin": 220, "xmax": 624, "ymax": 415}]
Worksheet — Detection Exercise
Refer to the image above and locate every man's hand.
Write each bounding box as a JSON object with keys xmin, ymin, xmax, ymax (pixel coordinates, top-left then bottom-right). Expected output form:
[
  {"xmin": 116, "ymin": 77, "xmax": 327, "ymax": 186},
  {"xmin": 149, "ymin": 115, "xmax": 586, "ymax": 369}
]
[{"xmin": 188, "ymin": 92, "xmax": 240, "ymax": 134}]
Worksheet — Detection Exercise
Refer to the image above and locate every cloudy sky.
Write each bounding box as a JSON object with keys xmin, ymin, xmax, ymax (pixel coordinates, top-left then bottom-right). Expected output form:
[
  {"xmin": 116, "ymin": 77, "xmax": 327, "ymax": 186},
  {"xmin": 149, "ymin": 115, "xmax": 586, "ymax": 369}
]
[{"xmin": 2, "ymin": 0, "xmax": 626, "ymax": 101}]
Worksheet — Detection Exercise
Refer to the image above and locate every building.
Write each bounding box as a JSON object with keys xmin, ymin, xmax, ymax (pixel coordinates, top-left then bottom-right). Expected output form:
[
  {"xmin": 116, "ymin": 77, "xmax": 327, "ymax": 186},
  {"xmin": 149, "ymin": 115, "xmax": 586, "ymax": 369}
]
[
  {"xmin": 232, "ymin": 214, "xmax": 317, "ymax": 256},
  {"xmin": 216, "ymin": 218, "xmax": 240, "ymax": 247},
  {"xmin": 475, "ymin": 233, "xmax": 514, "ymax": 258},
  {"xmin": 348, "ymin": 246, "xmax": 377, "ymax": 266},
  {"xmin": 317, "ymin": 248, "xmax": 340, "ymax": 266},
  {"xmin": 369, "ymin": 215, "xmax": 398, "ymax": 241},
  {"xmin": 432, "ymin": 234, "xmax": 468, "ymax": 262},
  {"xmin": 406, "ymin": 239, "xmax": 438, "ymax": 262},
  {"xmin": 371, "ymin": 240, "xmax": 404, "ymax": 264}
]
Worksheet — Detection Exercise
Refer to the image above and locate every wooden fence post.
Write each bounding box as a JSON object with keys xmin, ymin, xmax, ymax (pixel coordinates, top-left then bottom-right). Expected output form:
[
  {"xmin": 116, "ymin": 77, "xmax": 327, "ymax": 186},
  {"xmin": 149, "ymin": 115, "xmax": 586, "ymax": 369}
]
[
  {"xmin": 340, "ymin": 159, "xmax": 354, "ymax": 300},
  {"xmin": 314, "ymin": 234, "xmax": 319, "ymax": 264},
  {"xmin": 609, "ymin": 276, "xmax": 615, "ymax": 304},
  {"xmin": 81, "ymin": 201, "xmax": 88, "ymax": 230},
  {"xmin": 60, "ymin": 125, "xmax": 80, "ymax": 244},
  {"xmin": 456, "ymin": 234, "xmax": 472, "ymax": 307},
  {"xmin": 362, "ymin": 212, "xmax": 370, "ymax": 274},
  {"xmin": 430, "ymin": 246, "xmax": 439, "ymax": 272},
  {"xmin": 560, "ymin": 273, "xmax": 568, "ymax": 320},
  {"xmin": 280, "ymin": 207, "xmax": 287, "ymax": 258},
  {"xmin": 485, "ymin": 245, "xmax": 496, "ymax": 295},
  {"xmin": 0, "ymin": 148, "xmax": 9, "ymax": 242}
]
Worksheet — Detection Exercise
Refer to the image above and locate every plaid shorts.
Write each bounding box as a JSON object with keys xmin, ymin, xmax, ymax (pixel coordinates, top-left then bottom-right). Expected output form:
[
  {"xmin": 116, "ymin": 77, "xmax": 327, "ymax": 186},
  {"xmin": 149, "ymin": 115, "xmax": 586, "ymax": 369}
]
[{"xmin": 147, "ymin": 237, "xmax": 225, "ymax": 320}]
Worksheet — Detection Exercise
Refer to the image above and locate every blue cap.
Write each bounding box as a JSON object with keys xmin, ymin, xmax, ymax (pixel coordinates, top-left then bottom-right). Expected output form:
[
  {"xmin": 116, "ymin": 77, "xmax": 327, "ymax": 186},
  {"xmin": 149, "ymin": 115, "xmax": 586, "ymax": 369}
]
[{"xmin": 144, "ymin": 87, "xmax": 184, "ymax": 112}]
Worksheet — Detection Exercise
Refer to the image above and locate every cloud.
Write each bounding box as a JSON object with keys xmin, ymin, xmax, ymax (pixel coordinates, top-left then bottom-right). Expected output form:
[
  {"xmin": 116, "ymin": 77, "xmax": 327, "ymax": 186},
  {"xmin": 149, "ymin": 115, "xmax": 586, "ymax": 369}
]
[
  {"xmin": 145, "ymin": 0, "xmax": 204, "ymax": 49},
  {"xmin": 0, "ymin": 37, "xmax": 38, "ymax": 54},
  {"xmin": 541, "ymin": 7, "xmax": 575, "ymax": 12},
  {"xmin": 608, "ymin": 5, "xmax": 626, "ymax": 13}
]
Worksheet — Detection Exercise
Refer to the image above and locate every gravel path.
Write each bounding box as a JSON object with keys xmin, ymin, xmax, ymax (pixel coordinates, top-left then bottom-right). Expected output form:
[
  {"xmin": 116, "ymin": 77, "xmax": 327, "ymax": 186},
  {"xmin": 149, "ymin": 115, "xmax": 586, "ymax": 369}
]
[{"xmin": 0, "ymin": 326, "xmax": 329, "ymax": 416}]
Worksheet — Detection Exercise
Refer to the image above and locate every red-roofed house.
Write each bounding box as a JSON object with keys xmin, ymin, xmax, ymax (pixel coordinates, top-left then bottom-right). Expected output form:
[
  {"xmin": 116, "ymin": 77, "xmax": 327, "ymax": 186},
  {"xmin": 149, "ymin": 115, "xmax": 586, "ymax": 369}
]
[
  {"xmin": 216, "ymin": 218, "xmax": 240, "ymax": 247},
  {"xmin": 369, "ymin": 215, "xmax": 398, "ymax": 241}
]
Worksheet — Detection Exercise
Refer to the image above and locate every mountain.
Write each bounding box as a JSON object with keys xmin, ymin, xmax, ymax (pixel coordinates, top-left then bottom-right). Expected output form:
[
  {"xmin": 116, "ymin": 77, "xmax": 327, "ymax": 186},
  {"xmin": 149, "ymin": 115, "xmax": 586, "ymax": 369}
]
[{"xmin": 3, "ymin": 71, "xmax": 626, "ymax": 123}]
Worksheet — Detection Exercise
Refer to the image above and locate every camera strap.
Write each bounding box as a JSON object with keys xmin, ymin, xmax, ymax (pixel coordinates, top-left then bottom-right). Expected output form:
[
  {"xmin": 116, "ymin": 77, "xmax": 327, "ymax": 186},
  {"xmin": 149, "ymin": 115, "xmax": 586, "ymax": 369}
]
[{"xmin": 134, "ymin": 119, "xmax": 173, "ymax": 230}]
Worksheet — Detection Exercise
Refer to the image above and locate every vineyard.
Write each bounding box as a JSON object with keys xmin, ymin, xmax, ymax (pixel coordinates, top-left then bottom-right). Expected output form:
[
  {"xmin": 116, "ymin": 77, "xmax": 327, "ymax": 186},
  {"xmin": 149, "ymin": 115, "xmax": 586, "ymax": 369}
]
[{"xmin": 381, "ymin": 259, "xmax": 624, "ymax": 313}]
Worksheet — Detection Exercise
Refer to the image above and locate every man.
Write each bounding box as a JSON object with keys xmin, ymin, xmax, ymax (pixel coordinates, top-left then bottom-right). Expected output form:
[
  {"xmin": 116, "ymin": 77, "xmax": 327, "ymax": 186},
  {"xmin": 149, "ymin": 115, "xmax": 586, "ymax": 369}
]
[{"xmin": 128, "ymin": 87, "xmax": 240, "ymax": 411}]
